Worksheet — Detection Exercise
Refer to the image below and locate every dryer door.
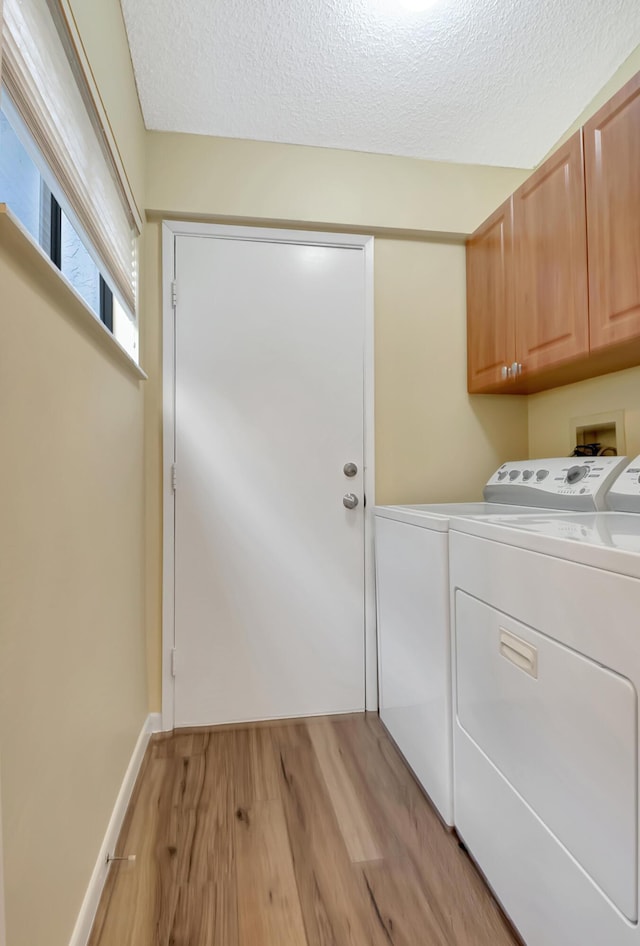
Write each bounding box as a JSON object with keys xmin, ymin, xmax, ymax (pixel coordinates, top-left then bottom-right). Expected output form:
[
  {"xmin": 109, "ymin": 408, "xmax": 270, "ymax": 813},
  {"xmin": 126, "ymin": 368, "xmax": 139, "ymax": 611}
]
[{"xmin": 456, "ymin": 590, "xmax": 638, "ymax": 921}]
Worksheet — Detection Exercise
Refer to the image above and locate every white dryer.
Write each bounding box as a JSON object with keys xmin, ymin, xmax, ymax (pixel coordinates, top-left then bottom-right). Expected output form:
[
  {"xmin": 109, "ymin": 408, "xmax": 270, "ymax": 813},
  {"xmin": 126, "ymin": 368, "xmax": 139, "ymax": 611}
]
[
  {"xmin": 449, "ymin": 455, "xmax": 640, "ymax": 946},
  {"xmin": 374, "ymin": 455, "xmax": 627, "ymax": 826}
]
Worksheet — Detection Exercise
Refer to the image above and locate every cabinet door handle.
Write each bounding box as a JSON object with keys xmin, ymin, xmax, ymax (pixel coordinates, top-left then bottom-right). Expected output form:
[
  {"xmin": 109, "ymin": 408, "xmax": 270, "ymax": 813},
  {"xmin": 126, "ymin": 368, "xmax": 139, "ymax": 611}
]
[{"xmin": 501, "ymin": 365, "xmax": 508, "ymax": 380}]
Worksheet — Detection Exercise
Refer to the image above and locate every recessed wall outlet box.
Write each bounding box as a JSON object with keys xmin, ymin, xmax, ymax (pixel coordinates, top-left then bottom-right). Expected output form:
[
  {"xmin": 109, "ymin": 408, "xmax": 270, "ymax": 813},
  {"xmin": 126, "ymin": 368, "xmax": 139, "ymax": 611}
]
[{"xmin": 570, "ymin": 410, "xmax": 626, "ymax": 455}]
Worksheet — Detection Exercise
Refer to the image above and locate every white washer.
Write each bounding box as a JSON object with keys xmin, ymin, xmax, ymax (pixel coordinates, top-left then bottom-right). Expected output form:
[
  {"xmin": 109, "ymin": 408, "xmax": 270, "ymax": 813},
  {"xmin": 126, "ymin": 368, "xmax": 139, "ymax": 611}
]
[
  {"xmin": 374, "ymin": 455, "xmax": 627, "ymax": 826},
  {"xmin": 449, "ymin": 455, "xmax": 640, "ymax": 946}
]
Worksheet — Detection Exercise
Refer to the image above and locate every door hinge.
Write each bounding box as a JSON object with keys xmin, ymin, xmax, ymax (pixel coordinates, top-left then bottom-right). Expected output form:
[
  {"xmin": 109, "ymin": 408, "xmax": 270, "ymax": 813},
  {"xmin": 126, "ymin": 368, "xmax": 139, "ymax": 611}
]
[
  {"xmin": 171, "ymin": 281, "xmax": 177, "ymax": 309},
  {"xmin": 171, "ymin": 463, "xmax": 177, "ymax": 491},
  {"xmin": 171, "ymin": 648, "xmax": 177, "ymax": 677}
]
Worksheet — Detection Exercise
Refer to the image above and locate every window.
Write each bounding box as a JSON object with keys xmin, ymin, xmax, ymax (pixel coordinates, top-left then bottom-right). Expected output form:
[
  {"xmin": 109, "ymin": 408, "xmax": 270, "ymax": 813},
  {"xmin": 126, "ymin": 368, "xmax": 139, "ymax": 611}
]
[
  {"xmin": 0, "ymin": 95, "xmax": 138, "ymax": 359},
  {"xmin": 0, "ymin": 106, "xmax": 43, "ymax": 244},
  {"xmin": 1, "ymin": 0, "xmax": 141, "ymax": 361},
  {"xmin": 60, "ymin": 211, "xmax": 101, "ymax": 315}
]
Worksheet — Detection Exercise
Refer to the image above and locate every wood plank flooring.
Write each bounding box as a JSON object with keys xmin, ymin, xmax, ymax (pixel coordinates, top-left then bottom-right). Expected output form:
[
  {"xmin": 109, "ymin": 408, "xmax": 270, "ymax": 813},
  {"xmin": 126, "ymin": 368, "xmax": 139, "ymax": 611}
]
[{"xmin": 89, "ymin": 714, "xmax": 520, "ymax": 946}]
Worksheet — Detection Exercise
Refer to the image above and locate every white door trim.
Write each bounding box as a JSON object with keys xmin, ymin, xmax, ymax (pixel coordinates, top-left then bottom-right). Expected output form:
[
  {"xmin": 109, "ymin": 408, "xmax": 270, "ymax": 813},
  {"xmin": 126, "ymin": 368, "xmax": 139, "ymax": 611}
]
[
  {"xmin": 0, "ymin": 767, "xmax": 6, "ymax": 946},
  {"xmin": 161, "ymin": 221, "xmax": 376, "ymax": 732}
]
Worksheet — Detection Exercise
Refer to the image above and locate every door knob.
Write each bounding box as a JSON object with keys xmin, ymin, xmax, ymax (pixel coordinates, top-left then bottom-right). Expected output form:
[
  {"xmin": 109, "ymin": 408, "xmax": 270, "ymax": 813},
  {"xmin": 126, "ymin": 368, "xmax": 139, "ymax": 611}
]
[
  {"xmin": 343, "ymin": 493, "xmax": 359, "ymax": 509},
  {"xmin": 343, "ymin": 462, "xmax": 358, "ymax": 477}
]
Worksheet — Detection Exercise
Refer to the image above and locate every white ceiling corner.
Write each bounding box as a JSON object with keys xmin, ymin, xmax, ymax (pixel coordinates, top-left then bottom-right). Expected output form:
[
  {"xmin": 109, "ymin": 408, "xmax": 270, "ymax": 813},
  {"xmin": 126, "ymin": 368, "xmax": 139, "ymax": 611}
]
[{"xmin": 121, "ymin": 0, "xmax": 640, "ymax": 168}]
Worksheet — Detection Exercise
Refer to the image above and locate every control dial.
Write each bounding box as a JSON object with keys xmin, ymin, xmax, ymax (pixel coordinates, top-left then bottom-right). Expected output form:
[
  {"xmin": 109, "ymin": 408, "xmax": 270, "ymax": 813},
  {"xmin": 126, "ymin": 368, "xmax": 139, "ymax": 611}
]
[{"xmin": 566, "ymin": 465, "xmax": 589, "ymax": 485}]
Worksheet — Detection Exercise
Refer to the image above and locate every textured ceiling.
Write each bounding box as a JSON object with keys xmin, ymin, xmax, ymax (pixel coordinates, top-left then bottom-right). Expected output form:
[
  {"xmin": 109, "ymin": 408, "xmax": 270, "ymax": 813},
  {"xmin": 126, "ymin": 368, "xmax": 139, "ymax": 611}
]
[{"xmin": 121, "ymin": 0, "xmax": 640, "ymax": 168}]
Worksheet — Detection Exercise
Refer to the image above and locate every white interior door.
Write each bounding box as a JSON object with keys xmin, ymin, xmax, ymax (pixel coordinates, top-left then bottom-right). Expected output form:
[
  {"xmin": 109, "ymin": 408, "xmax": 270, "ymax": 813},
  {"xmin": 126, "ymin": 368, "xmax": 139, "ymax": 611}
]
[{"xmin": 170, "ymin": 230, "xmax": 370, "ymax": 726}]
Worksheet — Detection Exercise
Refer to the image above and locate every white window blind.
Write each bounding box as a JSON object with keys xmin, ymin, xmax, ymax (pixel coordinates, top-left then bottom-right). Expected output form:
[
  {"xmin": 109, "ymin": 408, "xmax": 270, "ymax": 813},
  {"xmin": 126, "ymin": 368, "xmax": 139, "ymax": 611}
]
[{"xmin": 1, "ymin": 0, "xmax": 139, "ymax": 313}]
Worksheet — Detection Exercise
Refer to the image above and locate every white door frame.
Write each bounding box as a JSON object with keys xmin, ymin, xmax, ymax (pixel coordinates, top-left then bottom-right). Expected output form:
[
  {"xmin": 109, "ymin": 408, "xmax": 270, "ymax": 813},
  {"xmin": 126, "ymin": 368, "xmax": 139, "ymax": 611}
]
[
  {"xmin": 161, "ymin": 221, "xmax": 376, "ymax": 731},
  {"xmin": 0, "ymin": 768, "xmax": 6, "ymax": 946}
]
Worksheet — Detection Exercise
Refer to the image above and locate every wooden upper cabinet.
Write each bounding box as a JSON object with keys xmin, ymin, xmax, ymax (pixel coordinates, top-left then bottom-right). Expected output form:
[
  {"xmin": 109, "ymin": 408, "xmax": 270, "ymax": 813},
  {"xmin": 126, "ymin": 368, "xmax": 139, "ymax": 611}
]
[
  {"xmin": 466, "ymin": 198, "xmax": 515, "ymax": 393},
  {"xmin": 513, "ymin": 131, "xmax": 589, "ymax": 376},
  {"xmin": 585, "ymin": 72, "xmax": 640, "ymax": 351}
]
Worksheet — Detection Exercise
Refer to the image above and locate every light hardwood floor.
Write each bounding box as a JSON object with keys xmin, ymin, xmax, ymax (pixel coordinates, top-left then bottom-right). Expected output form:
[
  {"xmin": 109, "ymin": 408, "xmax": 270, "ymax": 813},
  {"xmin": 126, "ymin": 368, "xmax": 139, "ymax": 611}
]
[{"xmin": 89, "ymin": 714, "xmax": 520, "ymax": 946}]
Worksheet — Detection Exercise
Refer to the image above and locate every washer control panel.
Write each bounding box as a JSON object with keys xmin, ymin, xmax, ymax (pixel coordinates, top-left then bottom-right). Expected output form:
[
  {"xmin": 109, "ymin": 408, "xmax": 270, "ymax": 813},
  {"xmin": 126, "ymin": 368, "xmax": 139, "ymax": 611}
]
[
  {"xmin": 484, "ymin": 456, "xmax": 629, "ymax": 510},
  {"xmin": 607, "ymin": 456, "xmax": 640, "ymax": 512}
]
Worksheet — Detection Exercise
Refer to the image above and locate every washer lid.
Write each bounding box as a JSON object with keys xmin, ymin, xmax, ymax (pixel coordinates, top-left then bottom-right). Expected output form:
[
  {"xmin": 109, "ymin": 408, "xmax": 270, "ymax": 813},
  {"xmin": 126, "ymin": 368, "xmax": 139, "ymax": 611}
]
[
  {"xmin": 450, "ymin": 512, "xmax": 640, "ymax": 577},
  {"xmin": 374, "ymin": 502, "xmax": 543, "ymax": 530}
]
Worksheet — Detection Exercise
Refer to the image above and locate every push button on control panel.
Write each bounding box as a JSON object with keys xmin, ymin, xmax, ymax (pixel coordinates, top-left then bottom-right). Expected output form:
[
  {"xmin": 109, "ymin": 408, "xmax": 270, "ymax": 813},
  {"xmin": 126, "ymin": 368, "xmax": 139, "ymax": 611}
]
[
  {"xmin": 536, "ymin": 470, "xmax": 549, "ymax": 481},
  {"xmin": 509, "ymin": 470, "xmax": 520, "ymax": 481},
  {"xmin": 522, "ymin": 470, "xmax": 534, "ymax": 481}
]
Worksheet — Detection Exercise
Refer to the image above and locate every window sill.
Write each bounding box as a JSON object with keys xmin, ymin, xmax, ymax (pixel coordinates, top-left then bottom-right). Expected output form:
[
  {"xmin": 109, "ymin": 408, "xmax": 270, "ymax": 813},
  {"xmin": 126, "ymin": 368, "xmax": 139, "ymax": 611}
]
[{"xmin": 0, "ymin": 203, "xmax": 147, "ymax": 381}]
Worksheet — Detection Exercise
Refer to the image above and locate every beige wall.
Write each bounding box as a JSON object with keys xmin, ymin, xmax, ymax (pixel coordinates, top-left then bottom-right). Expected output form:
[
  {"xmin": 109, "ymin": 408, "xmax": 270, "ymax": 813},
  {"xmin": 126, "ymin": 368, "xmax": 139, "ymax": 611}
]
[
  {"xmin": 0, "ymin": 239, "xmax": 148, "ymax": 946},
  {"xmin": 0, "ymin": 1, "xmax": 148, "ymax": 944},
  {"xmin": 146, "ymin": 131, "xmax": 529, "ymax": 235},
  {"xmin": 374, "ymin": 239, "xmax": 528, "ymax": 502},
  {"xmin": 143, "ymin": 135, "xmax": 530, "ymax": 710},
  {"xmin": 529, "ymin": 366, "xmax": 640, "ymax": 459},
  {"xmin": 528, "ymin": 42, "xmax": 640, "ymax": 457}
]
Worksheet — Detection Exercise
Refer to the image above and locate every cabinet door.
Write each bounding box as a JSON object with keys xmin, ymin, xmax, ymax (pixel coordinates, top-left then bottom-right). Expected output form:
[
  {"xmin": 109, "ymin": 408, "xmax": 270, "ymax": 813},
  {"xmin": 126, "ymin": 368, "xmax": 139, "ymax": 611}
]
[
  {"xmin": 514, "ymin": 131, "xmax": 589, "ymax": 375},
  {"xmin": 466, "ymin": 198, "xmax": 515, "ymax": 393},
  {"xmin": 585, "ymin": 73, "xmax": 640, "ymax": 351}
]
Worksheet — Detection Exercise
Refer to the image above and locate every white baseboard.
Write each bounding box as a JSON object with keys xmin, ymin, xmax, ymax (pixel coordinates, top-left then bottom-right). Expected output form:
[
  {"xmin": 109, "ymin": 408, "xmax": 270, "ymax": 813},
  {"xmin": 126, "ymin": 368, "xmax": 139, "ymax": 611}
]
[
  {"xmin": 148, "ymin": 712, "xmax": 163, "ymax": 734},
  {"xmin": 68, "ymin": 714, "xmax": 156, "ymax": 946}
]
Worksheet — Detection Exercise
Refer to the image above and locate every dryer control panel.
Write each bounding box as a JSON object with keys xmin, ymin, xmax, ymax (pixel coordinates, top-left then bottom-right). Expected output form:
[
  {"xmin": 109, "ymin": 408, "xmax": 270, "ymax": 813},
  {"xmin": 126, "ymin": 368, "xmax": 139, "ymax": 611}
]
[
  {"xmin": 607, "ymin": 455, "xmax": 640, "ymax": 512},
  {"xmin": 484, "ymin": 456, "xmax": 629, "ymax": 511}
]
